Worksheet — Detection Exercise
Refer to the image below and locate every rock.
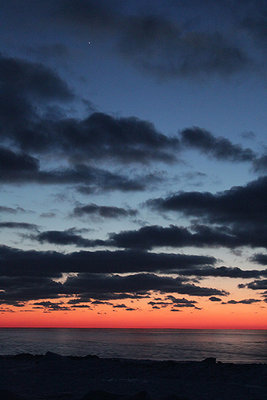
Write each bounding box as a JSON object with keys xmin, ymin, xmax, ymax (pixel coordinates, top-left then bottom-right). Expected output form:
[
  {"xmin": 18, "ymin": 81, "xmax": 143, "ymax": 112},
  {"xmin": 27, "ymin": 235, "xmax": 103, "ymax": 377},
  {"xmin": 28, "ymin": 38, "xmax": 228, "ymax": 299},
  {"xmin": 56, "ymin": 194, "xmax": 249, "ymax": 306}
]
[
  {"xmin": 83, "ymin": 354, "xmax": 99, "ymax": 360},
  {"xmin": 201, "ymin": 357, "xmax": 216, "ymax": 365}
]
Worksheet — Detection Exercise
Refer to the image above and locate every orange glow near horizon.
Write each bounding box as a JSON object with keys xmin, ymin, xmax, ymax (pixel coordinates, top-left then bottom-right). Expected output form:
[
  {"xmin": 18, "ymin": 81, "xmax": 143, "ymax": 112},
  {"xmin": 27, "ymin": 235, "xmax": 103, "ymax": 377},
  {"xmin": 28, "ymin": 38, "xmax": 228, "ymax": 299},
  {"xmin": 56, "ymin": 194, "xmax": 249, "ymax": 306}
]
[
  {"xmin": 1, "ymin": 277, "xmax": 266, "ymax": 329},
  {"xmin": 0, "ymin": 295, "xmax": 266, "ymax": 330}
]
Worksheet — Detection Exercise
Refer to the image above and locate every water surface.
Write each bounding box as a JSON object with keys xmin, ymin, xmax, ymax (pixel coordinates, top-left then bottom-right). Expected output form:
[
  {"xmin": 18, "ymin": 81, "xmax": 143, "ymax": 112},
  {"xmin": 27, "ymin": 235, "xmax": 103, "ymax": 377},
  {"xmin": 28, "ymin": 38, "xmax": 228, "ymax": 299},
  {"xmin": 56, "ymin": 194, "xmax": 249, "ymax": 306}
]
[{"xmin": 0, "ymin": 328, "xmax": 266, "ymax": 363}]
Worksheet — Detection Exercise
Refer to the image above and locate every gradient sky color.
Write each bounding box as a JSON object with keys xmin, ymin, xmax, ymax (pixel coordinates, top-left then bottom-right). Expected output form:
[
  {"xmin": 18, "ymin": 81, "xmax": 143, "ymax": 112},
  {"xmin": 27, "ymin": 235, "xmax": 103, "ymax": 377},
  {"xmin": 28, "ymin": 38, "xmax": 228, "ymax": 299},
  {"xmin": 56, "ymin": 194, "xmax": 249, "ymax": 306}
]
[{"xmin": 0, "ymin": 0, "xmax": 267, "ymax": 328}]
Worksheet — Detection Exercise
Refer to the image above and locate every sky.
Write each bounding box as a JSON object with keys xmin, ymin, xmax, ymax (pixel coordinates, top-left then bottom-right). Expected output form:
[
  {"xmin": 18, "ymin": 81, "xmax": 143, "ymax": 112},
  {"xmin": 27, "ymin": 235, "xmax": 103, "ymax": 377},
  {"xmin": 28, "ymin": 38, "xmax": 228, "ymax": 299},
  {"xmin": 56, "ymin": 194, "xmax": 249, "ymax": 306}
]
[{"xmin": 0, "ymin": 0, "xmax": 267, "ymax": 329}]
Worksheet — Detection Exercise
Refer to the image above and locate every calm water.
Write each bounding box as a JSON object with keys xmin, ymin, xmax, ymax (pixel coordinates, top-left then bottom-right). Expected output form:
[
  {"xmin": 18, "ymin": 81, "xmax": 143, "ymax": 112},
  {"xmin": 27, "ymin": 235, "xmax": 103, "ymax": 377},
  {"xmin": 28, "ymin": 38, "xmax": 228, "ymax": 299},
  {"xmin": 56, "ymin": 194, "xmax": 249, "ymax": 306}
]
[{"xmin": 0, "ymin": 329, "xmax": 266, "ymax": 363}]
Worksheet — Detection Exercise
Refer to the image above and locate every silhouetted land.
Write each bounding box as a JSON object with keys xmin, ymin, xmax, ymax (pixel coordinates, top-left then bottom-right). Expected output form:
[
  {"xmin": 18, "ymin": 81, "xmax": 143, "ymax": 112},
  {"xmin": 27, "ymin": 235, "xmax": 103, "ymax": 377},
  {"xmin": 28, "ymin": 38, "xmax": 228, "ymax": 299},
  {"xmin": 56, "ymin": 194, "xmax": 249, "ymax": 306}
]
[{"xmin": 0, "ymin": 352, "xmax": 266, "ymax": 400}]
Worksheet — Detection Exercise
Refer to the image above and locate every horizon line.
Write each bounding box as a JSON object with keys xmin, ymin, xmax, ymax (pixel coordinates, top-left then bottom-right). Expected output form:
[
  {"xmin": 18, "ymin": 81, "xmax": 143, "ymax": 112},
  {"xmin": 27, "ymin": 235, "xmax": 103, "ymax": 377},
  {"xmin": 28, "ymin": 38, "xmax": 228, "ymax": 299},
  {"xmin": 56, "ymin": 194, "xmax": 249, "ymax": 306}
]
[{"xmin": 0, "ymin": 326, "xmax": 266, "ymax": 330}]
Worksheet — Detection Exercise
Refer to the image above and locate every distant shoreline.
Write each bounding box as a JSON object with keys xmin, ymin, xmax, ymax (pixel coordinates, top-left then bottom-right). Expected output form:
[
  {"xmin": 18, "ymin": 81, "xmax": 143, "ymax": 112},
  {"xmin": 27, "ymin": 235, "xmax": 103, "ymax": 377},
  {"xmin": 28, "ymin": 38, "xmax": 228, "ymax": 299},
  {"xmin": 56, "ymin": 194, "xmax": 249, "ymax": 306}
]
[{"xmin": 1, "ymin": 352, "xmax": 267, "ymax": 364}]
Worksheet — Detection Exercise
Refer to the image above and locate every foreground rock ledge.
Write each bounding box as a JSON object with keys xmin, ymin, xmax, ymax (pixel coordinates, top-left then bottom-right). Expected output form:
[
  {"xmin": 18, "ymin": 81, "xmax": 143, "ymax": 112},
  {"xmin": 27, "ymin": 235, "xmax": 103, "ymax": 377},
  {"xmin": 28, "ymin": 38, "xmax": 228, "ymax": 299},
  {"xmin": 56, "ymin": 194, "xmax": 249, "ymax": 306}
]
[{"xmin": 0, "ymin": 353, "xmax": 266, "ymax": 400}]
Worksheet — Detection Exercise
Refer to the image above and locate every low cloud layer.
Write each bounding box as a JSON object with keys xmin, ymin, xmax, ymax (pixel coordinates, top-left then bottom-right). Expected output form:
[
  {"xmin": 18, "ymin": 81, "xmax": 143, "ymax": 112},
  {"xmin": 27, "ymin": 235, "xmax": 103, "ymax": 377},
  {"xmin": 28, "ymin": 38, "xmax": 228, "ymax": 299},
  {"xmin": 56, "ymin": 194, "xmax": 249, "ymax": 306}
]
[
  {"xmin": 33, "ymin": 223, "xmax": 267, "ymax": 251},
  {"xmin": 73, "ymin": 204, "xmax": 137, "ymax": 219},
  {"xmin": 0, "ymin": 245, "xmax": 216, "ymax": 278},
  {"xmin": 148, "ymin": 176, "xmax": 267, "ymax": 227},
  {"xmin": 0, "ymin": 270, "xmax": 228, "ymax": 307},
  {"xmin": 1, "ymin": 243, "xmax": 265, "ymax": 308},
  {"xmin": 180, "ymin": 128, "xmax": 256, "ymax": 162},
  {"xmin": 0, "ymin": 146, "xmax": 153, "ymax": 192},
  {"xmin": 0, "ymin": 222, "xmax": 39, "ymax": 231},
  {"xmin": 104, "ymin": 224, "xmax": 267, "ymax": 250}
]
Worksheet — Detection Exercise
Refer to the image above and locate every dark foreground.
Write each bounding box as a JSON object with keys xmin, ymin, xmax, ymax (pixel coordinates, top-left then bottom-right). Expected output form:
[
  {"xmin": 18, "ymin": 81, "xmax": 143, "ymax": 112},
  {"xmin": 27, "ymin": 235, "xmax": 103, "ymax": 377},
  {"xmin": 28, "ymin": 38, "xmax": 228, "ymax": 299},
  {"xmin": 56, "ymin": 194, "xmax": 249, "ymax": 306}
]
[{"xmin": 0, "ymin": 353, "xmax": 266, "ymax": 400}]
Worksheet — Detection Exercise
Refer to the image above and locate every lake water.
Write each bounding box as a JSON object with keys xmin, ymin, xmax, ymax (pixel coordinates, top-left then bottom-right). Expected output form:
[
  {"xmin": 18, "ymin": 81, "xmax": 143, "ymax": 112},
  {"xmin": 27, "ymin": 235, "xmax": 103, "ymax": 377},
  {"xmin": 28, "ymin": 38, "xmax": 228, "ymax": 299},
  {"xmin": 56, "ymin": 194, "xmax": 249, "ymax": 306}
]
[{"xmin": 0, "ymin": 328, "xmax": 266, "ymax": 363}]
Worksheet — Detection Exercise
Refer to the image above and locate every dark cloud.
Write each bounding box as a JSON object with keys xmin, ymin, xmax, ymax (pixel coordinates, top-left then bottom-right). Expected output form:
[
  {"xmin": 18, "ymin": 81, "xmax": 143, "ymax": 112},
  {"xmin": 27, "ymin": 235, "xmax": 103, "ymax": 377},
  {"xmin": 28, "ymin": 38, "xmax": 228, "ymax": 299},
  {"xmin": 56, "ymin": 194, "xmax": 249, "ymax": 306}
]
[
  {"xmin": 0, "ymin": 245, "xmax": 216, "ymax": 278},
  {"xmin": 106, "ymin": 224, "xmax": 267, "ymax": 250},
  {"xmin": 191, "ymin": 224, "xmax": 267, "ymax": 250},
  {"xmin": 242, "ymin": 3, "xmax": 267, "ymax": 44},
  {"xmin": 113, "ymin": 304, "xmax": 127, "ymax": 308},
  {"xmin": 0, "ymin": 146, "xmax": 39, "ymax": 174},
  {"xmin": 0, "ymin": 222, "xmax": 39, "ymax": 231},
  {"xmin": 0, "ymin": 55, "xmax": 71, "ymax": 154},
  {"xmin": 0, "ymin": 53, "xmax": 73, "ymax": 102},
  {"xmin": 91, "ymin": 300, "xmax": 113, "ymax": 305},
  {"xmin": 39, "ymin": 112, "xmax": 179, "ymax": 165},
  {"xmin": 180, "ymin": 127, "xmax": 256, "ymax": 162},
  {"xmin": 172, "ymin": 303, "xmax": 201, "ymax": 309},
  {"xmin": 69, "ymin": 293, "xmax": 149, "ymax": 303},
  {"xmin": 40, "ymin": 212, "xmax": 57, "ymax": 218},
  {"xmin": 253, "ymin": 155, "xmax": 267, "ymax": 173},
  {"xmin": 0, "ymin": 54, "xmax": 180, "ymax": 165},
  {"xmin": 74, "ymin": 168, "xmax": 154, "ymax": 193},
  {"xmin": 241, "ymin": 131, "xmax": 256, "ymax": 140},
  {"xmin": 73, "ymin": 204, "xmax": 137, "ymax": 219},
  {"xmin": 0, "ymin": 243, "xmax": 224, "ymax": 306},
  {"xmin": 0, "ymin": 269, "xmax": 227, "ymax": 306},
  {"xmin": 1, "ymin": 53, "xmax": 260, "ymax": 177},
  {"xmin": 26, "ymin": 231, "xmax": 267, "ymax": 280},
  {"xmin": 178, "ymin": 266, "xmax": 267, "ymax": 279},
  {"xmin": 58, "ymin": 0, "xmax": 118, "ymax": 30},
  {"xmin": 101, "ymin": 220, "xmax": 267, "ymax": 251},
  {"xmin": 0, "ymin": 97, "xmax": 179, "ymax": 167},
  {"xmin": 35, "ymin": 230, "xmax": 104, "ymax": 248},
  {"xmin": 0, "ymin": 146, "xmax": 147, "ymax": 191},
  {"xmin": 209, "ymin": 296, "xmax": 222, "ymax": 302},
  {"xmin": 33, "ymin": 301, "xmax": 69, "ymax": 311},
  {"xmin": 47, "ymin": 113, "xmax": 180, "ymax": 164},
  {"xmin": 166, "ymin": 295, "xmax": 198, "ymax": 306},
  {"xmin": 0, "ymin": 276, "xmax": 65, "ymax": 305},
  {"xmin": 108, "ymin": 224, "xmax": 203, "ymax": 250},
  {"xmin": 239, "ymin": 279, "xmax": 267, "ymax": 291},
  {"xmin": 60, "ymin": 1, "xmax": 250, "ymax": 78},
  {"xmin": 148, "ymin": 301, "xmax": 172, "ymax": 308},
  {"xmin": 251, "ymin": 253, "xmax": 267, "ymax": 265},
  {"xmin": 120, "ymin": 18, "xmax": 250, "ymax": 78},
  {"xmin": 63, "ymin": 272, "xmax": 228, "ymax": 299},
  {"xmin": 0, "ymin": 206, "xmax": 25, "ymax": 214},
  {"xmin": 223, "ymin": 298, "xmax": 262, "ymax": 305},
  {"xmin": 148, "ymin": 176, "xmax": 267, "ymax": 227}
]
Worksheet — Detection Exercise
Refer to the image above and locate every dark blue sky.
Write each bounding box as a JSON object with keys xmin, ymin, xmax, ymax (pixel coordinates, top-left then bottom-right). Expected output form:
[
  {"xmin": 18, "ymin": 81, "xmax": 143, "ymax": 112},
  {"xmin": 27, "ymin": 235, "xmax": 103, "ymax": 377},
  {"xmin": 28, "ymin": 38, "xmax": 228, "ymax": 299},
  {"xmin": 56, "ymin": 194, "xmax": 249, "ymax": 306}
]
[{"xmin": 0, "ymin": 0, "xmax": 267, "ymax": 324}]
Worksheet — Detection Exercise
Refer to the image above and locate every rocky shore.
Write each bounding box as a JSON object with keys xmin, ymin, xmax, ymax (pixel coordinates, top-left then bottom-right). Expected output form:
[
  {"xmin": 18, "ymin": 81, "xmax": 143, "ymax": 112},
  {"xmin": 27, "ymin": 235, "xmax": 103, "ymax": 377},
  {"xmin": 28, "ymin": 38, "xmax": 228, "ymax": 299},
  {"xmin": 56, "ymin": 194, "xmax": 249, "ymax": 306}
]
[{"xmin": 0, "ymin": 353, "xmax": 266, "ymax": 400}]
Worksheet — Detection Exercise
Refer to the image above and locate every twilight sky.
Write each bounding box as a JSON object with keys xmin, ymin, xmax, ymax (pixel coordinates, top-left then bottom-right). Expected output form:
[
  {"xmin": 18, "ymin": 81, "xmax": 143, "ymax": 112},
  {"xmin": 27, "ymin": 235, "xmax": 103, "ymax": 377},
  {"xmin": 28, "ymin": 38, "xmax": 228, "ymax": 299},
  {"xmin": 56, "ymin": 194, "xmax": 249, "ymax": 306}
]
[{"xmin": 0, "ymin": 0, "xmax": 267, "ymax": 328}]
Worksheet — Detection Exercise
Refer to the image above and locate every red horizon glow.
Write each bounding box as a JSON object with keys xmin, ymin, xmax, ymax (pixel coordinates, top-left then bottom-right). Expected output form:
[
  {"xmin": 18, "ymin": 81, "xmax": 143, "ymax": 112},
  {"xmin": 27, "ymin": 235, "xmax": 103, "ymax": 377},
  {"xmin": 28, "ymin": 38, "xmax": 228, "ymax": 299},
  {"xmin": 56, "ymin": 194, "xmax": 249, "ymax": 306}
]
[{"xmin": 1, "ymin": 302, "xmax": 266, "ymax": 330}]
